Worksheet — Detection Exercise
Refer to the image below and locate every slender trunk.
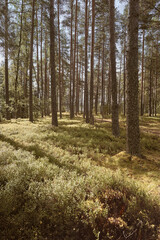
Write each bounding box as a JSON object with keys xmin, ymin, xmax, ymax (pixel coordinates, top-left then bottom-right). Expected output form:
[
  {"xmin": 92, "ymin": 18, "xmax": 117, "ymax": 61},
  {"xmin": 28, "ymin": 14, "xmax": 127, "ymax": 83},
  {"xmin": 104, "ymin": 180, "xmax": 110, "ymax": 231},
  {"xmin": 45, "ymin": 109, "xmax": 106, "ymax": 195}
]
[
  {"xmin": 95, "ymin": 49, "xmax": 100, "ymax": 115},
  {"xmin": 15, "ymin": 0, "xmax": 24, "ymax": 118},
  {"xmin": 149, "ymin": 60, "xmax": 152, "ymax": 117},
  {"xmin": 109, "ymin": 0, "xmax": 119, "ymax": 136},
  {"xmin": 123, "ymin": 26, "xmax": 126, "ymax": 116},
  {"xmin": 70, "ymin": 0, "xmax": 73, "ymax": 119},
  {"xmin": 101, "ymin": 35, "xmax": 105, "ymax": 118},
  {"xmin": 126, "ymin": 0, "xmax": 140, "ymax": 155},
  {"xmin": 5, "ymin": 0, "xmax": 10, "ymax": 120},
  {"xmin": 108, "ymin": 62, "xmax": 111, "ymax": 115},
  {"xmin": 85, "ymin": 0, "xmax": 89, "ymax": 123},
  {"xmin": 76, "ymin": 34, "xmax": 79, "ymax": 115},
  {"xmin": 90, "ymin": 0, "xmax": 95, "ymax": 122},
  {"xmin": 119, "ymin": 56, "xmax": 121, "ymax": 105},
  {"xmin": 58, "ymin": 0, "xmax": 62, "ymax": 119},
  {"xmin": 50, "ymin": 0, "xmax": 58, "ymax": 126},
  {"xmin": 44, "ymin": 32, "xmax": 48, "ymax": 116},
  {"xmin": 29, "ymin": 0, "xmax": 36, "ymax": 122},
  {"xmin": 71, "ymin": 0, "xmax": 78, "ymax": 118},
  {"xmin": 62, "ymin": 46, "xmax": 64, "ymax": 113},
  {"xmin": 141, "ymin": 29, "xmax": 145, "ymax": 116},
  {"xmin": 36, "ymin": 6, "xmax": 40, "ymax": 99},
  {"xmin": 155, "ymin": 35, "xmax": 158, "ymax": 117},
  {"xmin": 41, "ymin": 5, "xmax": 44, "ymax": 117}
]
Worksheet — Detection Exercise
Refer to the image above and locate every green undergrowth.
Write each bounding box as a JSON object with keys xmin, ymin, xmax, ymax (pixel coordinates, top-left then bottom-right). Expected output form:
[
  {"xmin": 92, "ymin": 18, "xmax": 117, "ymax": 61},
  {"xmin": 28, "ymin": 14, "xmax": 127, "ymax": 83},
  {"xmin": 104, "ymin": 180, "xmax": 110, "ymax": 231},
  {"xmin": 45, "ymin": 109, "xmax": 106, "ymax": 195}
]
[{"xmin": 0, "ymin": 115, "xmax": 160, "ymax": 239}]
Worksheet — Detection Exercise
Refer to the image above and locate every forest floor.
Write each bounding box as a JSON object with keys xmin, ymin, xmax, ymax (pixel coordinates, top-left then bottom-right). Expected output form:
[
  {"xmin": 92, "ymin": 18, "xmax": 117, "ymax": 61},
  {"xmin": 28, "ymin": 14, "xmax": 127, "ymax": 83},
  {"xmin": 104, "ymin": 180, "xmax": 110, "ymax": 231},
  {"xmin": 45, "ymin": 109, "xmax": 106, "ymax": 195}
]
[
  {"xmin": 0, "ymin": 114, "xmax": 160, "ymax": 239},
  {"xmin": 1, "ymin": 114, "xmax": 159, "ymax": 196}
]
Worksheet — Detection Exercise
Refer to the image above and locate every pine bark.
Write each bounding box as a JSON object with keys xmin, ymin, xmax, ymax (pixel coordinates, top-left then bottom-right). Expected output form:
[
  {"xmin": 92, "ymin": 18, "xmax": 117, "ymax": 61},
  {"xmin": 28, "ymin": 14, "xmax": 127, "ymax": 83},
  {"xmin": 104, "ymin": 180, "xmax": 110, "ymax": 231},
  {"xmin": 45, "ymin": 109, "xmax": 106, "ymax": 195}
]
[
  {"xmin": 58, "ymin": 0, "xmax": 62, "ymax": 119},
  {"xmin": 44, "ymin": 32, "xmax": 48, "ymax": 116},
  {"xmin": 101, "ymin": 35, "xmax": 105, "ymax": 118},
  {"xmin": 90, "ymin": 0, "xmax": 95, "ymax": 122},
  {"xmin": 95, "ymin": 49, "xmax": 100, "ymax": 115},
  {"xmin": 71, "ymin": 0, "xmax": 78, "ymax": 118},
  {"xmin": 76, "ymin": 34, "xmax": 79, "ymax": 115},
  {"xmin": 36, "ymin": 7, "xmax": 40, "ymax": 99},
  {"xmin": 126, "ymin": 0, "xmax": 140, "ymax": 155},
  {"xmin": 123, "ymin": 26, "xmax": 126, "ymax": 116},
  {"xmin": 5, "ymin": 0, "xmax": 10, "ymax": 120},
  {"xmin": 29, "ymin": 0, "xmax": 36, "ymax": 122},
  {"xmin": 15, "ymin": 0, "xmax": 24, "ymax": 118},
  {"xmin": 50, "ymin": 0, "xmax": 58, "ymax": 126},
  {"xmin": 140, "ymin": 30, "xmax": 145, "ymax": 116},
  {"xmin": 109, "ymin": 0, "xmax": 119, "ymax": 136},
  {"xmin": 70, "ymin": 0, "xmax": 73, "ymax": 119},
  {"xmin": 41, "ymin": 5, "xmax": 44, "ymax": 118},
  {"xmin": 85, "ymin": 0, "xmax": 89, "ymax": 123}
]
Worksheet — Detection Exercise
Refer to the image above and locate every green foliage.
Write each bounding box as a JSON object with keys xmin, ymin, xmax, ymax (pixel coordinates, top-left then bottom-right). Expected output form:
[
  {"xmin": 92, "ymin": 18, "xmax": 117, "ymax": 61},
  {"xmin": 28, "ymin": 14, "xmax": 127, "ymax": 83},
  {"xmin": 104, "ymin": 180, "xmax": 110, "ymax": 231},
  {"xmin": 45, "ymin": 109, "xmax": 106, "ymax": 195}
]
[{"xmin": 0, "ymin": 116, "xmax": 160, "ymax": 239}]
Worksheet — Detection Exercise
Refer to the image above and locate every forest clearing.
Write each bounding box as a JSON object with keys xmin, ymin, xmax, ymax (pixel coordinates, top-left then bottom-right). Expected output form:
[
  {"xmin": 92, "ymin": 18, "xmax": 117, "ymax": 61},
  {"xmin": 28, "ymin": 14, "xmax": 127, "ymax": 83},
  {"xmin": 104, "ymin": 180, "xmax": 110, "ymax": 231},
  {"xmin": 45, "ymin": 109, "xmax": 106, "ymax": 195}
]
[{"xmin": 0, "ymin": 115, "xmax": 160, "ymax": 239}]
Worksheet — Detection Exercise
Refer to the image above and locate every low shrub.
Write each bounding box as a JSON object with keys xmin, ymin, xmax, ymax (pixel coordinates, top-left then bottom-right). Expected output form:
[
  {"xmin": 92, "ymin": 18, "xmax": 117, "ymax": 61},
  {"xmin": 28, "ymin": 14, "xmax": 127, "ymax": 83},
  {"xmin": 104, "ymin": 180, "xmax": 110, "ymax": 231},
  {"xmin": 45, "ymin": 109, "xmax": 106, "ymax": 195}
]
[{"xmin": 0, "ymin": 142, "xmax": 159, "ymax": 240}]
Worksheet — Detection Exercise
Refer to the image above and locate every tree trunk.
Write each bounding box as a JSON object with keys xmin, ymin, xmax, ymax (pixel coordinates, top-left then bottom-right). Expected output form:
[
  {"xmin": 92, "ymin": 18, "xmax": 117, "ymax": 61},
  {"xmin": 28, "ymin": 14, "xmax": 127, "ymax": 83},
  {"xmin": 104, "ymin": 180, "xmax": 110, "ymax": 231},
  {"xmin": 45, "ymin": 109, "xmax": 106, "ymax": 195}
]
[
  {"xmin": 119, "ymin": 56, "xmax": 121, "ymax": 105},
  {"xmin": 76, "ymin": 33, "xmax": 79, "ymax": 115},
  {"xmin": 41, "ymin": 5, "xmax": 44, "ymax": 118},
  {"xmin": 58, "ymin": 0, "xmax": 62, "ymax": 119},
  {"xmin": 5, "ymin": 0, "xmax": 10, "ymax": 120},
  {"xmin": 85, "ymin": 0, "xmax": 89, "ymax": 123},
  {"xmin": 70, "ymin": 0, "xmax": 73, "ymax": 119},
  {"xmin": 126, "ymin": 0, "xmax": 140, "ymax": 155},
  {"xmin": 95, "ymin": 49, "xmax": 100, "ymax": 115},
  {"xmin": 44, "ymin": 31, "xmax": 48, "ymax": 116},
  {"xmin": 50, "ymin": 0, "xmax": 58, "ymax": 126},
  {"xmin": 29, "ymin": 0, "xmax": 36, "ymax": 122},
  {"xmin": 149, "ymin": 60, "xmax": 152, "ymax": 117},
  {"xmin": 90, "ymin": 0, "xmax": 95, "ymax": 123},
  {"xmin": 108, "ymin": 62, "xmax": 111, "ymax": 115},
  {"xmin": 109, "ymin": 0, "xmax": 119, "ymax": 136},
  {"xmin": 155, "ymin": 35, "xmax": 158, "ymax": 117},
  {"xmin": 36, "ymin": 6, "xmax": 40, "ymax": 99},
  {"xmin": 15, "ymin": 0, "xmax": 24, "ymax": 118},
  {"xmin": 101, "ymin": 35, "xmax": 105, "ymax": 118},
  {"xmin": 140, "ymin": 29, "xmax": 145, "ymax": 116},
  {"xmin": 71, "ymin": 0, "xmax": 78, "ymax": 118},
  {"xmin": 123, "ymin": 25, "xmax": 126, "ymax": 116}
]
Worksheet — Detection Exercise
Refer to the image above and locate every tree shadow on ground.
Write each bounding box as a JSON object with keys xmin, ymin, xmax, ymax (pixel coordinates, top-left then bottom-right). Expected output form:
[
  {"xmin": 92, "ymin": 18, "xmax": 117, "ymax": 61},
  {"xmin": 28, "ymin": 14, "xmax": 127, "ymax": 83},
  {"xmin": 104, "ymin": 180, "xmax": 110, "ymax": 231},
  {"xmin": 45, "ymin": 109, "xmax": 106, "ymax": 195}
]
[{"xmin": 0, "ymin": 134, "xmax": 85, "ymax": 175}]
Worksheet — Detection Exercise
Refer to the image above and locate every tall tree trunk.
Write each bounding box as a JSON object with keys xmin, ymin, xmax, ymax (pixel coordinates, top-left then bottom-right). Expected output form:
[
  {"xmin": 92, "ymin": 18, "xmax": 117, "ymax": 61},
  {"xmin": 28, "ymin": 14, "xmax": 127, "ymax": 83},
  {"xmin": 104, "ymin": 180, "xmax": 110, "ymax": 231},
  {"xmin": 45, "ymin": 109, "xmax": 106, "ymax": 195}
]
[
  {"xmin": 149, "ymin": 60, "xmax": 152, "ymax": 117},
  {"xmin": 15, "ymin": 0, "xmax": 24, "ymax": 118},
  {"xmin": 58, "ymin": 0, "xmax": 62, "ymax": 119},
  {"xmin": 90, "ymin": 0, "xmax": 95, "ymax": 123},
  {"xmin": 108, "ymin": 62, "xmax": 111, "ymax": 115},
  {"xmin": 95, "ymin": 49, "xmax": 100, "ymax": 115},
  {"xmin": 141, "ymin": 29, "xmax": 145, "ymax": 116},
  {"xmin": 126, "ymin": 0, "xmax": 140, "ymax": 155},
  {"xmin": 85, "ymin": 0, "xmax": 89, "ymax": 123},
  {"xmin": 76, "ymin": 34, "xmax": 79, "ymax": 115},
  {"xmin": 109, "ymin": 0, "xmax": 119, "ymax": 136},
  {"xmin": 155, "ymin": 35, "xmax": 158, "ymax": 117},
  {"xmin": 41, "ymin": 5, "xmax": 44, "ymax": 117},
  {"xmin": 101, "ymin": 35, "xmax": 105, "ymax": 118},
  {"xmin": 36, "ymin": 6, "xmax": 40, "ymax": 99},
  {"xmin": 50, "ymin": 0, "xmax": 58, "ymax": 126},
  {"xmin": 123, "ymin": 25, "xmax": 126, "ymax": 116},
  {"xmin": 5, "ymin": 0, "xmax": 10, "ymax": 120},
  {"xmin": 71, "ymin": 0, "xmax": 78, "ymax": 118},
  {"xmin": 29, "ymin": 0, "xmax": 36, "ymax": 122},
  {"xmin": 119, "ymin": 56, "xmax": 122, "ymax": 105},
  {"xmin": 44, "ymin": 31, "xmax": 48, "ymax": 116},
  {"xmin": 70, "ymin": 0, "xmax": 73, "ymax": 119}
]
